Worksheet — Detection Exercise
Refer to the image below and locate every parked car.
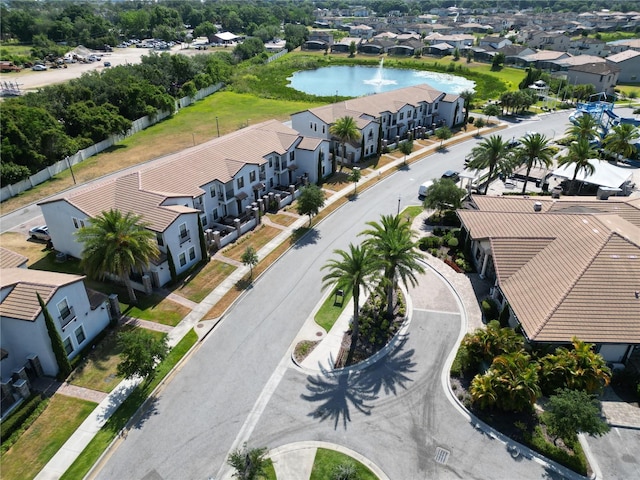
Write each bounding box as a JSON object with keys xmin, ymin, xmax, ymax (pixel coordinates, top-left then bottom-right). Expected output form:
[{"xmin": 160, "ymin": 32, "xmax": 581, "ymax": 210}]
[
  {"xmin": 441, "ymin": 170, "xmax": 460, "ymax": 182},
  {"xmin": 32, "ymin": 64, "xmax": 47, "ymax": 71},
  {"xmin": 104, "ymin": 61, "xmax": 111, "ymax": 67},
  {"xmin": 29, "ymin": 225, "xmax": 50, "ymax": 241}
]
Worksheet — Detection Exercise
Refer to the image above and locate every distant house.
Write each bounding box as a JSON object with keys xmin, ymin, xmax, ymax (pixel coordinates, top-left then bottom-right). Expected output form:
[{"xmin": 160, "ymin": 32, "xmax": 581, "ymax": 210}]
[
  {"xmin": 458, "ymin": 195, "xmax": 640, "ymax": 364},
  {"xmin": 1, "ymin": 268, "xmax": 112, "ymax": 414},
  {"xmin": 527, "ymin": 31, "xmax": 570, "ymax": 51},
  {"xmin": 568, "ymin": 37, "xmax": 610, "ymax": 57},
  {"xmin": 606, "ymin": 49, "xmax": 640, "ymax": 83},
  {"xmin": 291, "ymin": 85, "xmax": 464, "ymax": 165},
  {"xmin": 565, "ymin": 62, "xmax": 620, "ymax": 95},
  {"xmin": 303, "ymin": 31, "xmax": 333, "ymax": 51},
  {"xmin": 359, "ymin": 38, "xmax": 395, "ymax": 54},
  {"xmin": 40, "ymin": 121, "xmax": 331, "ymax": 288},
  {"xmin": 331, "ymin": 37, "xmax": 362, "ymax": 53},
  {"xmin": 479, "ymin": 35, "xmax": 512, "ymax": 50}
]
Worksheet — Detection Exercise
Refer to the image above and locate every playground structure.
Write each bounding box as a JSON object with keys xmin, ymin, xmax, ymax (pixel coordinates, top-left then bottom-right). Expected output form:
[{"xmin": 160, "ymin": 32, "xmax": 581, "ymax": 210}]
[{"xmin": 569, "ymin": 92, "xmax": 640, "ymax": 141}]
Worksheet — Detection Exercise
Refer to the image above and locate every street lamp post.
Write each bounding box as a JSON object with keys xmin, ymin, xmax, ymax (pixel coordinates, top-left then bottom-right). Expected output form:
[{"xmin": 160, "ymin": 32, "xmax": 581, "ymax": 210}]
[
  {"xmin": 216, "ymin": 116, "xmax": 220, "ymax": 137},
  {"xmin": 66, "ymin": 156, "xmax": 76, "ymax": 185},
  {"xmin": 397, "ymin": 195, "xmax": 401, "ymax": 215}
]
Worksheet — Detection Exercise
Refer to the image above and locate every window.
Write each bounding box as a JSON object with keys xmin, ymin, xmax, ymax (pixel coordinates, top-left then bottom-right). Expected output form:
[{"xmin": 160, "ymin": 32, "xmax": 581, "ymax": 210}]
[
  {"xmin": 250, "ymin": 171, "xmax": 256, "ymax": 182},
  {"xmin": 399, "ymin": 112, "xmax": 404, "ymax": 120},
  {"xmin": 237, "ymin": 176, "xmax": 244, "ymax": 188},
  {"xmin": 75, "ymin": 326, "xmax": 86, "ymax": 344},
  {"xmin": 310, "ymin": 122, "xmax": 313, "ymax": 129},
  {"xmin": 179, "ymin": 252, "xmax": 187, "ymax": 267},
  {"xmin": 210, "ymin": 185, "xmax": 216, "ymax": 197},
  {"xmin": 156, "ymin": 232, "xmax": 164, "ymax": 247},
  {"xmin": 179, "ymin": 223, "xmax": 188, "ymax": 239},
  {"xmin": 73, "ymin": 218, "xmax": 79, "ymax": 228},
  {"xmin": 188, "ymin": 246, "xmax": 196, "ymax": 261},
  {"xmin": 213, "ymin": 210, "xmax": 218, "ymax": 220},
  {"xmin": 80, "ymin": 220, "xmax": 85, "ymax": 228},
  {"xmin": 322, "ymin": 125, "xmax": 325, "ymax": 134},
  {"xmin": 63, "ymin": 337, "xmax": 74, "ymax": 356},
  {"xmin": 57, "ymin": 298, "xmax": 71, "ymax": 320},
  {"xmin": 314, "ymin": 123, "xmax": 317, "ymax": 131},
  {"xmin": 201, "ymin": 215, "xmax": 207, "ymax": 227},
  {"xmin": 289, "ymin": 151, "xmax": 295, "ymax": 161},
  {"xmin": 269, "ymin": 157, "xmax": 273, "ymax": 167}
]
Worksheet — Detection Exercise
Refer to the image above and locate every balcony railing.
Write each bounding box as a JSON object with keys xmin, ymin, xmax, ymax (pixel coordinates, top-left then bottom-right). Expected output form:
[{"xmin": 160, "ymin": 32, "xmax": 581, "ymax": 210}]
[
  {"xmin": 58, "ymin": 306, "xmax": 76, "ymax": 329},
  {"xmin": 179, "ymin": 231, "xmax": 191, "ymax": 245}
]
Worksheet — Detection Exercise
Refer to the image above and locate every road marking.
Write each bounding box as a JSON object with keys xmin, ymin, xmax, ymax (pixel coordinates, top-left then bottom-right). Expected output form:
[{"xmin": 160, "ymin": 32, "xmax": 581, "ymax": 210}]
[{"xmin": 214, "ymin": 346, "xmax": 292, "ymax": 480}]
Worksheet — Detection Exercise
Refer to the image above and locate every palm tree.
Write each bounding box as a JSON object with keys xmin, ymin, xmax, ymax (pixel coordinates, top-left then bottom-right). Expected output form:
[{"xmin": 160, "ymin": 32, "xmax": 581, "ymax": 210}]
[
  {"xmin": 515, "ymin": 132, "xmax": 554, "ymax": 194},
  {"xmin": 470, "ymin": 373, "xmax": 498, "ymax": 410},
  {"xmin": 360, "ymin": 214, "xmax": 424, "ymax": 318},
  {"xmin": 565, "ymin": 114, "xmax": 599, "ymax": 142},
  {"xmin": 329, "ymin": 116, "xmax": 361, "ymax": 174},
  {"xmin": 467, "ymin": 135, "xmax": 510, "ymax": 195},
  {"xmin": 460, "ymin": 89, "xmax": 474, "ymax": 126},
  {"xmin": 491, "ymin": 351, "xmax": 541, "ymax": 412},
  {"xmin": 322, "ymin": 243, "xmax": 379, "ymax": 365},
  {"xmin": 602, "ymin": 123, "xmax": 640, "ymax": 161},
  {"xmin": 75, "ymin": 209, "xmax": 159, "ymax": 303},
  {"xmin": 557, "ymin": 138, "xmax": 598, "ymax": 194}
]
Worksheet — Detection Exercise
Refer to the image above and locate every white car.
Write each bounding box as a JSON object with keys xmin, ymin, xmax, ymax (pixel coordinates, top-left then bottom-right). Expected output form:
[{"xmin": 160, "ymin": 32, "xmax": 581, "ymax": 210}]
[
  {"xmin": 32, "ymin": 64, "xmax": 47, "ymax": 71},
  {"xmin": 29, "ymin": 225, "xmax": 50, "ymax": 241}
]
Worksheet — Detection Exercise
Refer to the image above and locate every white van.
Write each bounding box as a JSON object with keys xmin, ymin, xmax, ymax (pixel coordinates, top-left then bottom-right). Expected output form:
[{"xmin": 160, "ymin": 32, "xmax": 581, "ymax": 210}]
[{"xmin": 418, "ymin": 180, "xmax": 434, "ymax": 198}]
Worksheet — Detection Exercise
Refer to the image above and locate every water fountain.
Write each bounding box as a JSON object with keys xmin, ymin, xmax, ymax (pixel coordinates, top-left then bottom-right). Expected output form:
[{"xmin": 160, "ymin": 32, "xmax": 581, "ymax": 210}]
[{"xmin": 363, "ymin": 57, "xmax": 397, "ymax": 90}]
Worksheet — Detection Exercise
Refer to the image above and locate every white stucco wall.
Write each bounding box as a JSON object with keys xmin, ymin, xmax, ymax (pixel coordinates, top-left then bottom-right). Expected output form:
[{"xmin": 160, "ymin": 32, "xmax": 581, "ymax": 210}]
[
  {"xmin": 164, "ymin": 213, "xmax": 201, "ymax": 276},
  {"xmin": 40, "ymin": 200, "xmax": 90, "ymax": 259}
]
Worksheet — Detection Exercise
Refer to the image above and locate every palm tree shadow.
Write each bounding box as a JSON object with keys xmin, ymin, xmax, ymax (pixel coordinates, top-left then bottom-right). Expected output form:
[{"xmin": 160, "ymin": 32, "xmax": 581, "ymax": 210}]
[{"xmin": 301, "ymin": 335, "xmax": 416, "ymax": 429}]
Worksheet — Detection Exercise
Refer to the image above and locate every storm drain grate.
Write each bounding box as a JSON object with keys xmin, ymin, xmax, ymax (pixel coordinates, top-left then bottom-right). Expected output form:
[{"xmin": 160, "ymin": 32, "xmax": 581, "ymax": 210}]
[{"xmin": 434, "ymin": 447, "xmax": 450, "ymax": 465}]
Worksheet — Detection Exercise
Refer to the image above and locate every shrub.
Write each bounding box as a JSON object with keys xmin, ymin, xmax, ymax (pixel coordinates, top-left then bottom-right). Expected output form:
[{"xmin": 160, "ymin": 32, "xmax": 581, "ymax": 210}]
[
  {"xmin": 527, "ymin": 426, "xmax": 588, "ymax": 475},
  {"xmin": 1, "ymin": 393, "xmax": 47, "ymax": 446},
  {"xmin": 451, "ymin": 345, "xmax": 469, "ymax": 376},
  {"xmin": 468, "ymin": 116, "xmax": 475, "ymax": 124},
  {"xmin": 332, "ymin": 462, "xmax": 358, "ymax": 480},
  {"xmin": 447, "ymin": 237, "xmax": 459, "ymax": 248},
  {"xmin": 481, "ymin": 298, "xmax": 500, "ymax": 322},
  {"xmin": 441, "ymin": 210, "xmax": 461, "ymax": 226},
  {"xmin": 499, "ymin": 302, "xmax": 511, "ymax": 328},
  {"xmin": 419, "ymin": 236, "xmax": 442, "ymax": 250}
]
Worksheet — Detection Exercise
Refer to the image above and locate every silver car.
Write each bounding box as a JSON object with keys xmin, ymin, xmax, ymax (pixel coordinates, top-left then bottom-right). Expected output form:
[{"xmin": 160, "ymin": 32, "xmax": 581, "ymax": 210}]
[{"xmin": 29, "ymin": 225, "xmax": 50, "ymax": 241}]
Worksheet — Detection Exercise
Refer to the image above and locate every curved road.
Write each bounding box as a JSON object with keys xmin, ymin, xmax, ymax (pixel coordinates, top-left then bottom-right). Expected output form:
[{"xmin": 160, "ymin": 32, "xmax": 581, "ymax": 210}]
[{"xmin": 94, "ymin": 114, "xmax": 577, "ymax": 479}]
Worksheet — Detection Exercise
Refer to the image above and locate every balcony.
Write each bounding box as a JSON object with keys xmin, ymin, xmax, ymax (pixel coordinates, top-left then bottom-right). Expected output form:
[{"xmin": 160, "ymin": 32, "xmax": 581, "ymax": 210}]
[{"xmin": 58, "ymin": 306, "xmax": 76, "ymax": 329}]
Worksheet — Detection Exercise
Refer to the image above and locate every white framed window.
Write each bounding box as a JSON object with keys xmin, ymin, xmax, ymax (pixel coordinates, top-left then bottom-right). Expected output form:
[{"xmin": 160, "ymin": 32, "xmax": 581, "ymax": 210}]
[
  {"xmin": 179, "ymin": 252, "xmax": 187, "ymax": 267},
  {"xmin": 73, "ymin": 217, "xmax": 79, "ymax": 228},
  {"xmin": 156, "ymin": 232, "xmax": 164, "ymax": 247},
  {"xmin": 289, "ymin": 151, "xmax": 295, "ymax": 161},
  {"xmin": 63, "ymin": 337, "xmax": 74, "ymax": 355},
  {"xmin": 75, "ymin": 326, "xmax": 86, "ymax": 344},
  {"xmin": 179, "ymin": 223, "xmax": 188, "ymax": 239},
  {"xmin": 213, "ymin": 210, "xmax": 218, "ymax": 220},
  {"xmin": 210, "ymin": 185, "xmax": 216, "ymax": 197},
  {"xmin": 237, "ymin": 176, "xmax": 244, "ymax": 188},
  {"xmin": 57, "ymin": 298, "xmax": 71, "ymax": 320},
  {"xmin": 250, "ymin": 171, "xmax": 256, "ymax": 182},
  {"xmin": 200, "ymin": 215, "xmax": 207, "ymax": 227},
  {"xmin": 188, "ymin": 246, "xmax": 196, "ymax": 261},
  {"xmin": 322, "ymin": 125, "xmax": 325, "ymax": 134}
]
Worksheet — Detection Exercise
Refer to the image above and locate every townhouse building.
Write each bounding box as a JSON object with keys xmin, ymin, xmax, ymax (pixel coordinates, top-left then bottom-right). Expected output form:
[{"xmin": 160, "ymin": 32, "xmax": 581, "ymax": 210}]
[
  {"xmin": 291, "ymin": 84, "xmax": 464, "ymax": 165},
  {"xmin": 1, "ymin": 268, "xmax": 112, "ymax": 414},
  {"xmin": 40, "ymin": 120, "xmax": 331, "ymax": 289}
]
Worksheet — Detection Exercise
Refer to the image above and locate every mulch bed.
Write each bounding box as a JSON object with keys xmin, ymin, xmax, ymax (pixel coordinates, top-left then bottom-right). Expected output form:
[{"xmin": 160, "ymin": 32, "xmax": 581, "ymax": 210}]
[{"xmin": 334, "ymin": 290, "xmax": 405, "ymax": 369}]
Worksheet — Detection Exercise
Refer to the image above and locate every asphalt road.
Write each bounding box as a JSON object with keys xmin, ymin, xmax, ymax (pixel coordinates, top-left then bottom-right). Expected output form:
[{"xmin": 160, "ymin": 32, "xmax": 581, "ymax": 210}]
[{"xmin": 93, "ymin": 113, "xmax": 585, "ymax": 480}]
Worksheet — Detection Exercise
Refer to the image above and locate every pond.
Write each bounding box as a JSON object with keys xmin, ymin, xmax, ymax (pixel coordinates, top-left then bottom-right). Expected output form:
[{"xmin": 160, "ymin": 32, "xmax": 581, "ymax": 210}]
[{"xmin": 287, "ymin": 59, "xmax": 475, "ymax": 98}]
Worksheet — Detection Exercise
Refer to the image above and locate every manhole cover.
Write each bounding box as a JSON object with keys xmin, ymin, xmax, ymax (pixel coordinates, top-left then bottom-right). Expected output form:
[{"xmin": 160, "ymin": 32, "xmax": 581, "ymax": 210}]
[
  {"xmin": 197, "ymin": 323, "xmax": 204, "ymax": 328},
  {"xmin": 434, "ymin": 447, "xmax": 450, "ymax": 465},
  {"xmin": 316, "ymin": 331, "xmax": 323, "ymax": 337}
]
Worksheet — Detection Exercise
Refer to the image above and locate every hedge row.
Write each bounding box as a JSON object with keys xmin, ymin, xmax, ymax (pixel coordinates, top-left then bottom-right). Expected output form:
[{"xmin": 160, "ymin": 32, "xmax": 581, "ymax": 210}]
[{"xmin": 1, "ymin": 393, "xmax": 48, "ymax": 450}]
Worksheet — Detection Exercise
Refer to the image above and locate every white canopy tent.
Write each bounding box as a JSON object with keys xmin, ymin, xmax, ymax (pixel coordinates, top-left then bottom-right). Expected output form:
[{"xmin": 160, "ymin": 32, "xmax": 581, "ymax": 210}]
[{"xmin": 551, "ymin": 160, "xmax": 633, "ymax": 189}]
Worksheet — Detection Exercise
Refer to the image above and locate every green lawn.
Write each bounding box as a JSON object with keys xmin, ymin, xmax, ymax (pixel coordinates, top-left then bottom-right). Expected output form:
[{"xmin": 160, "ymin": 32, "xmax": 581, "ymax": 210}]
[
  {"xmin": 315, "ymin": 288, "xmax": 353, "ymax": 333},
  {"xmin": 174, "ymin": 259, "xmax": 237, "ymax": 304},
  {"xmin": 0, "ymin": 396, "xmax": 97, "ymax": 480},
  {"xmin": 310, "ymin": 448, "xmax": 377, "ymax": 480},
  {"xmin": 61, "ymin": 329, "xmax": 198, "ymax": 480},
  {"xmin": 119, "ymin": 292, "xmax": 190, "ymax": 326},
  {"xmin": 467, "ymin": 63, "xmax": 526, "ymax": 92}
]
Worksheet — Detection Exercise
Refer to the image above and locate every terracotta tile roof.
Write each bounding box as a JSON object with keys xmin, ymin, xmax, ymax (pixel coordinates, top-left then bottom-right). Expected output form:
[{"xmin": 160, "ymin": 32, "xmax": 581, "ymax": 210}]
[
  {"xmin": 0, "ymin": 247, "xmax": 28, "ymax": 269},
  {"xmin": 66, "ymin": 173, "xmax": 189, "ymax": 232},
  {"xmin": 470, "ymin": 195, "xmax": 554, "ymax": 213},
  {"xmin": 458, "ymin": 201, "xmax": 640, "ymax": 344},
  {"xmin": 40, "ymin": 120, "xmax": 303, "ymax": 232},
  {"xmin": 297, "ymin": 137, "xmax": 323, "ymax": 150},
  {"xmin": 0, "ymin": 268, "xmax": 85, "ymax": 321},
  {"xmin": 306, "ymin": 84, "xmax": 447, "ymax": 126}
]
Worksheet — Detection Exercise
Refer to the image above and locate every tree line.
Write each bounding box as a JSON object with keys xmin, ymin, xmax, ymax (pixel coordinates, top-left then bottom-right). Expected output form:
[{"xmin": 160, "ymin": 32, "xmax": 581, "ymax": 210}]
[{"xmin": 1, "ymin": 51, "xmax": 236, "ymax": 185}]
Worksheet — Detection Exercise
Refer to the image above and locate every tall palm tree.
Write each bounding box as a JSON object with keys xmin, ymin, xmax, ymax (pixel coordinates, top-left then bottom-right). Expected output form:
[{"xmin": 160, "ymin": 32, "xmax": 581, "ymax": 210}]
[
  {"xmin": 460, "ymin": 89, "xmax": 475, "ymax": 126},
  {"xmin": 329, "ymin": 116, "xmax": 361, "ymax": 174},
  {"xmin": 515, "ymin": 132, "xmax": 554, "ymax": 194},
  {"xmin": 565, "ymin": 113, "xmax": 599, "ymax": 142},
  {"xmin": 557, "ymin": 138, "xmax": 598, "ymax": 194},
  {"xmin": 75, "ymin": 209, "xmax": 159, "ymax": 303},
  {"xmin": 322, "ymin": 243, "xmax": 379, "ymax": 365},
  {"xmin": 602, "ymin": 123, "xmax": 640, "ymax": 161},
  {"xmin": 467, "ymin": 135, "xmax": 510, "ymax": 195},
  {"xmin": 360, "ymin": 214, "xmax": 424, "ymax": 318}
]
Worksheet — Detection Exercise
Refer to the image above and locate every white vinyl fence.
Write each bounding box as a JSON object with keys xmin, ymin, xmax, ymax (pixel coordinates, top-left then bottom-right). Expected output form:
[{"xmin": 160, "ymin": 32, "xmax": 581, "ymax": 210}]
[{"xmin": 1, "ymin": 83, "xmax": 223, "ymax": 202}]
